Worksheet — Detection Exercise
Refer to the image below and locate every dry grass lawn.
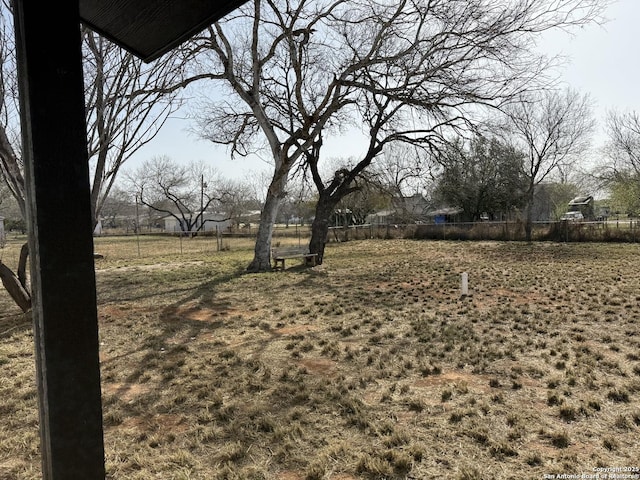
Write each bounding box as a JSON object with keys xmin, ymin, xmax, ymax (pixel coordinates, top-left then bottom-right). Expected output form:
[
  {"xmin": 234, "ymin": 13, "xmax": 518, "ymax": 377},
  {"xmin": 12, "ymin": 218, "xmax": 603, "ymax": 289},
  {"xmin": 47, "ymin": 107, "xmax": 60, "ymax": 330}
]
[{"xmin": 1, "ymin": 237, "xmax": 640, "ymax": 479}]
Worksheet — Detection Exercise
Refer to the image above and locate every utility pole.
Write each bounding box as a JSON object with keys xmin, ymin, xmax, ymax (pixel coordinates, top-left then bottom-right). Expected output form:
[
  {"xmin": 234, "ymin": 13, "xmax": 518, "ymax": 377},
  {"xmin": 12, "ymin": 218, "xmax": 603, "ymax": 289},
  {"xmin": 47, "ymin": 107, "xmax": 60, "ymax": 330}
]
[
  {"xmin": 200, "ymin": 174, "xmax": 204, "ymax": 226},
  {"xmin": 200, "ymin": 174, "xmax": 208, "ymax": 234}
]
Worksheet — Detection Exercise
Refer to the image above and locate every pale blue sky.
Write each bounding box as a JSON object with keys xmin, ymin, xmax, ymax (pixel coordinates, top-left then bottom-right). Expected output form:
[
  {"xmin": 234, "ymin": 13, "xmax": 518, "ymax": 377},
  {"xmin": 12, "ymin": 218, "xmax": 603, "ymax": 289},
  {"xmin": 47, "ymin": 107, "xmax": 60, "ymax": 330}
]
[
  {"xmin": 127, "ymin": 0, "xmax": 638, "ymax": 180},
  {"xmin": 539, "ymin": 0, "xmax": 639, "ymax": 120}
]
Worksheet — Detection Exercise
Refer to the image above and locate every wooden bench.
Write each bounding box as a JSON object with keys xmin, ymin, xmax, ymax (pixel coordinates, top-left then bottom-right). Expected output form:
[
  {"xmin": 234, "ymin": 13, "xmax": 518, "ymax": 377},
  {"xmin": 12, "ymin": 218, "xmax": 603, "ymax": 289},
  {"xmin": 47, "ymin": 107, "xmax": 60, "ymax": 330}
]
[{"xmin": 271, "ymin": 246, "xmax": 318, "ymax": 271}]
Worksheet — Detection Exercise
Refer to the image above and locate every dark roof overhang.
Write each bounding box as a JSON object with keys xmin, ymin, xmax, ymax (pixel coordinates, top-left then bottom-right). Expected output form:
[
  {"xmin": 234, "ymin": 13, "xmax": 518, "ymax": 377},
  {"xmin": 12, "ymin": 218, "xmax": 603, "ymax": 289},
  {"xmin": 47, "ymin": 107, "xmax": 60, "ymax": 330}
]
[{"xmin": 79, "ymin": 0, "xmax": 250, "ymax": 62}]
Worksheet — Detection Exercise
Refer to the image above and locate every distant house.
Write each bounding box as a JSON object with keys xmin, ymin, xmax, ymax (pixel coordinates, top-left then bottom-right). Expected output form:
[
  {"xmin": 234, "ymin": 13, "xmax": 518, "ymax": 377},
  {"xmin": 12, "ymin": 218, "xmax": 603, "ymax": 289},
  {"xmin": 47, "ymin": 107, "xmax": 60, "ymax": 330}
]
[
  {"xmin": 163, "ymin": 212, "xmax": 231, "ymax": 233},
  {"xmin": 366, "ymin": 194, "xmax": 435, "ymax": 225},
  {"xmin": 366, "ymin": 209, "xmax": 396, "ymax": 226},
  {"xmin": 392, "ymin": 194, "xmax": 431, "ymax": 222}
]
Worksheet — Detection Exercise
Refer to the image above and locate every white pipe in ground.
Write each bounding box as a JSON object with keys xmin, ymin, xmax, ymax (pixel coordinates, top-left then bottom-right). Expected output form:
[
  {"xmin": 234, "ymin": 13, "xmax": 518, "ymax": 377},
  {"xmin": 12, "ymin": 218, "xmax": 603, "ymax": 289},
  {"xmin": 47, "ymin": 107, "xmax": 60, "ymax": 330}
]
[{"xmin": 461, "ymin": 272, "xmax": 469, "ymax": 296}]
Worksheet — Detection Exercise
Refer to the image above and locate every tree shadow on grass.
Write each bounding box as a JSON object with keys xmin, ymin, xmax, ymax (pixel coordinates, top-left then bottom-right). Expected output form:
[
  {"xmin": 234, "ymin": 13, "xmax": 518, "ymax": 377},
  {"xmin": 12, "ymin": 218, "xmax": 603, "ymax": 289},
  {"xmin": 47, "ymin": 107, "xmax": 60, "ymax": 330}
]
[
  {"xmin": 100, "ymin": 275, "xmax": 377, "ymax": 478},
  {"xmin": 99, "ymin": 260, "xmax": 250, "ymax": 387},
  {"xmin": 96, "ymin": 258, "xmax": 249, "ymax": 303},
  {"xmin": 101, "ymin": 259, "xmax": 324, "ymax": 395}
]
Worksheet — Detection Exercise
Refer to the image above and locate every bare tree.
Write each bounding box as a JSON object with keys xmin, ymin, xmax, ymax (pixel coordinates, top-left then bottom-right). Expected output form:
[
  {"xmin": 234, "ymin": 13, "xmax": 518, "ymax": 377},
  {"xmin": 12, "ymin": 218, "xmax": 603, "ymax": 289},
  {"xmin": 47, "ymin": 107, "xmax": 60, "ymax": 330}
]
[
  {"xmin": 368, "ymin": 144, "xmax": 431, "ymax": 201},
  {"xmin": 591, "ymin": 110, "xmax": 640, "ymax": 216},
  {"xmin": 304, "ymin": 77, "xmax": 463, "ymax": 262},
  {"xmin": 601, "ymin": 110, "xmax": 640, "ymax": 180},
  {"xmin": 184, "ymin": 0, "xmax": 358, "ymax": 270},
  {"xmin": 0, "ymin": 4, "xmax": 185, "ymax": 311},
  {"xmin": 182, "ymin": 0, "xmax": 609, "ymax": 270},
  {"xmin": 303, "ymin": 0, "xmax": 607, "ymax": 262},
  {"xmin": 608, "ymin": 172, "xmax": 640, "ymax": 216},
  {"xmin": 128, "ymin": 156, "xmax": 237, "ymax": 236},
  {"xmin": 499, "ymin": 88, "xmax": 595, "ymax": 241},
  {"xmin": 83, "ymin": 30, "xmax": 184, "ymax": 227},
  {"xmin": 99, "ymin": 185, "xmax": 136, "ymax": 231},
  {"xmin": 604, "ymin": 110, "xmax": 640, "ymax": 175},
  {"xmin": 0, "ymin": 6, "xmax": 25, "ymax": 218}
]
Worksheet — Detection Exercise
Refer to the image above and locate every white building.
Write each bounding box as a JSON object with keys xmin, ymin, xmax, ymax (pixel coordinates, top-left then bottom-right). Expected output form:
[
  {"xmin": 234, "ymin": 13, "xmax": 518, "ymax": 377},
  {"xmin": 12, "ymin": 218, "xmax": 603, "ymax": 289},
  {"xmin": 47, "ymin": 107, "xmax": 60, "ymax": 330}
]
[{"xmin": 163, "ymin": 212, "xmax": 231, "ymax": 234}]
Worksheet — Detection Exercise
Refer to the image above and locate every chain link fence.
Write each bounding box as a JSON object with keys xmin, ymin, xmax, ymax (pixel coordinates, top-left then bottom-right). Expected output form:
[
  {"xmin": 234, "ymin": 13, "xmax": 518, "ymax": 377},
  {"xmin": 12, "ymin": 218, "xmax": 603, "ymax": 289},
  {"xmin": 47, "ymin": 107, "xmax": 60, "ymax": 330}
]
[
  {"xmin": 92, "ymin": 219, "xmax": 640, "ymax": 259},
  {"xmin": 327, "ymin": 220, "xmax": 640, "ymax": 243},
  {"xmin": 5, "ymin": 219, "xmax": 639, "ymax": 263}
]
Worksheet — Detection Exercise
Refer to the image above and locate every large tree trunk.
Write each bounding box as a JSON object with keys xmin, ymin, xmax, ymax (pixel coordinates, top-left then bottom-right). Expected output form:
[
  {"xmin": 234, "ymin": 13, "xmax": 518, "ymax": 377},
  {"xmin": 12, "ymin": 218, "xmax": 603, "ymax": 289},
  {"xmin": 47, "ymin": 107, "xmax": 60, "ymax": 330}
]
[
  {"xmin": 525, "ymin": 196, "xmax": 534, "ymax": 242},
  {"xmin": 524, "ymin": 183, "xmax": 535, "ymax": 242},
  {"xmin": 0, "ymin": 243, "xmax": 31, "ymax": 313},
  {"xmin": 247, "ymin": 198, "xmax": 279, "ymax": 272},
  {"xmin": 247, "ymin": 158, "xmax": 293, "ymax": 272},
  {"xmin": 0, "ymin": 262, "xmax": 31, "ymax": 313},
  {"xmin": 309, "ymin": 217, "xmax": 329, "ymax": 265},
  {"xmin": 308, "ymin": 195, "xmax": 337, "ymax": 265},
  {"xmin": 17, "ymin": 243, "xmax": 29, "ymax": 288},
  {"xmin": 247, "ymin": 188, "xmax": 284, "ymax": 272}
]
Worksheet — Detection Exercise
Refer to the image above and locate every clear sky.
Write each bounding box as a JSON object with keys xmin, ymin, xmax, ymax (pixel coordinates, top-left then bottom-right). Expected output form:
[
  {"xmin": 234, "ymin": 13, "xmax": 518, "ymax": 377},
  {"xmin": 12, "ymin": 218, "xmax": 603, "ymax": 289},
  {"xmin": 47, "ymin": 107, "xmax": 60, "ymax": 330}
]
[
  {"xmin": 127, "ymin": 0, "xmax": 638, "ymax": 181},
  {"xmin": 538, "ymin": 0, "xmax": 640, "ymax": 129}
]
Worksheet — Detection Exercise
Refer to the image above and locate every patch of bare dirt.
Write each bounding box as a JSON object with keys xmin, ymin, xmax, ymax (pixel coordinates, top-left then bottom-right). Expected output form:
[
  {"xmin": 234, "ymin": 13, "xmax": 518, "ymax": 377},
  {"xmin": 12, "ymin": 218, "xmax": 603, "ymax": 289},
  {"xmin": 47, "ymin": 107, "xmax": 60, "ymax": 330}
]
[
  {"xmin": 299, "ymin": 357, "xmax": 338, "ymax": 375},
  {"xmin": 474, "ymin": 287, "xmax": 545, "ymax": 310},
  {"xmin": 99, "ymin": 304, "xmax": 136, "ymax": 319},
  {"xmin": 274, "ymin": 324, "xmax": 320, "ymax": 335},
  {"xmin": 103, "ymin": 382, "xmax": 151, "ymax": 403},
  {"xmin": 164, "ymin": 302, "xmax": 245, "ymax": 322},
  {"xmin": 180, "ymin": 306, "xmax": 236, "ymax": 321}
]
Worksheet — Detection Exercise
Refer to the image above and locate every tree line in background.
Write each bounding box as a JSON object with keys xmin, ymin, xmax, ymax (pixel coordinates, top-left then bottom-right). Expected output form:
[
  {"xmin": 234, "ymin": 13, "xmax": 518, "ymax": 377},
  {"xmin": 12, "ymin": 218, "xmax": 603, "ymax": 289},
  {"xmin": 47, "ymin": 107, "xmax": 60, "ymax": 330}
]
[{"xmin": 7, "ymin": 0, "xmax": 640, "ymax": 310}]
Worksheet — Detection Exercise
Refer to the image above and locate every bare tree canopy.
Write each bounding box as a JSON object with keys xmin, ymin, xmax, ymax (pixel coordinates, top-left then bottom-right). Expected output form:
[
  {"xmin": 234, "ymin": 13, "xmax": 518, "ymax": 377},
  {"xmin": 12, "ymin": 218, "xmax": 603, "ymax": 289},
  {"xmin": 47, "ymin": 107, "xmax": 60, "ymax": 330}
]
[
  {"xmin": 366, "ymin": 144, "xmax": 432, "ymax": 200},
  {"xmin": 604, "ymin": 109, "xmax": 640, "ymax": 177},
  {"xmin": 83, "ymin": 30, "xmax": 185, "ymax": 226},
  {"xmin": 592, "ymin": 109, "xmax": 640, "ymax": 216},
  {"xmin": 0, "ymin": 6, "xmax": 185, "ymax": 225},
  {"xmin": 128, "ymin": 156, "xmax": 239, "ymax": 236},
  {"xmin": 0, "ymin": 6, "xmax": 25, "ymax": 217},
  {"xmin": 180, "ymin": 0, "xmax": 609, "ymax": 270},
  {"xmin": 0, "ymin": 5, "xmax": 186, "ymax": 311},
  {"xmin": 498, "ymin": 87, "xmax": 596, "ymax": 240}
]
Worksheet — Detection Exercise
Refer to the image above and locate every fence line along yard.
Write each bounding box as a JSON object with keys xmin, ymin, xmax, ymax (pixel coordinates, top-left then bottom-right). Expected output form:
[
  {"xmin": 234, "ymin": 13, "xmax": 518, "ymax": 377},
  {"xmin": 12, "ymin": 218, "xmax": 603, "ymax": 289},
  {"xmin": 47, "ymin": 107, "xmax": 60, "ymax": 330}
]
[
  {"xmin": 429, "ymin": 219, "xmax": 640, "ymax": 243},
  {"xmin": 83, "ymin": 219, "xmax": 640, "ymax": 260},
  {"xmin": 4, "ymin": 219, "xmax": 640, "ymax": 263},
  {"xmin": 91, "ymin": 225, "xmax": 313, "ymax": 260},
  {"xmin": 329, "ymin": 219, "xmax": 640, "ymax": 243}
]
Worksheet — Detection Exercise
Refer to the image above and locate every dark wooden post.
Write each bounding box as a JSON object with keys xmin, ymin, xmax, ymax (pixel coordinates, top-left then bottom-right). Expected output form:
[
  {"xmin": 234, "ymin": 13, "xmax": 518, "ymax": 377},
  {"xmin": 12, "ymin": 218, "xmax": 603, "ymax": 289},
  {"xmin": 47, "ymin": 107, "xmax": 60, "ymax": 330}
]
[{"xmin": 13, "ymin": 1, "xmax": 105, "ymax": 478}]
